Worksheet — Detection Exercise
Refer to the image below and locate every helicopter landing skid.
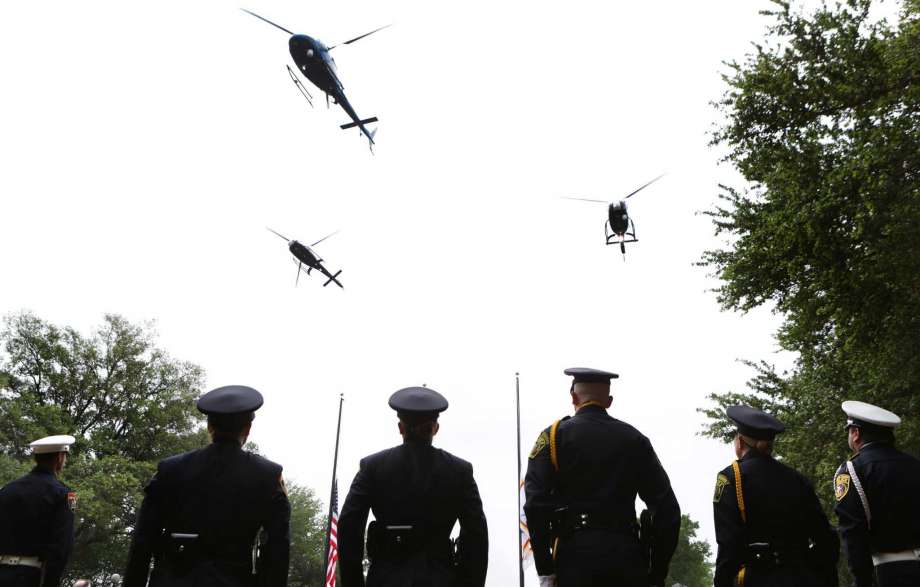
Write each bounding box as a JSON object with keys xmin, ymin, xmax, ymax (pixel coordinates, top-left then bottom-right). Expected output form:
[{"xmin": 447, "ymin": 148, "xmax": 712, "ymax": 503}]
[
  {"xmin": 604, "ymin": 222, "xmax": 637, "ymax": 247},
  {"xmin": 286, "ymin": 65, "xmax": 314, "ymax": 107}
]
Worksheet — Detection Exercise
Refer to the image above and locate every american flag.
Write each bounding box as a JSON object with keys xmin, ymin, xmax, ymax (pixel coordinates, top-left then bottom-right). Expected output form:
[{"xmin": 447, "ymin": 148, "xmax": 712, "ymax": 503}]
[{"xmin": 325, "ymin": 479, "xmax": 339, "ymax": 587}]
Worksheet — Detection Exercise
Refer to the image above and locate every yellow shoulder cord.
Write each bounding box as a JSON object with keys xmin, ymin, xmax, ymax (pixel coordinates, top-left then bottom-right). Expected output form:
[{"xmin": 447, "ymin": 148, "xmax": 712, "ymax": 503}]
[
  {"xmin": 731, "ymin": 460, "xmax": 747, "ymax": 587},
  {"xmin": 731, "ymin": 460, "xmax": 747, "ymax": 522},
  {"xmin": 549, "ymin": 420, "xmax": 561, "ymax": 472}
]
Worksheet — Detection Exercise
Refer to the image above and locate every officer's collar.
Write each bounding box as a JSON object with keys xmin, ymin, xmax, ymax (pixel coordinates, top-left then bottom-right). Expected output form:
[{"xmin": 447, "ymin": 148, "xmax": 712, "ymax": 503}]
[
  {"xmin": 740, "ymin": 448, "xmax": 770, "ymax": 461},
  {"xmin": 856, "ymin": 440, "xmax": 891, "ymax": 455},
  {"xmin": 30, "ymin": 466, "xmax": 56, "ymax": 477},
  {"xmin": 575, "ymin": 401, "xmax": 607, "ymax": 414}
]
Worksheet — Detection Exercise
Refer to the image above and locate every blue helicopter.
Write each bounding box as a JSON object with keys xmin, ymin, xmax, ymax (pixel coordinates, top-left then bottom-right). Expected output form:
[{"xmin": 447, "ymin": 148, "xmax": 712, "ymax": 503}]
[
  {"xmin": 563, "ymin": 174, "xmax": 665, "ymax": 258},
  {"xmin": 243, "ymin": 9, "xmax": 389, "ymax": 150},
  {"xmin": 268, "ymin": 228, "xmax": 343, "ymax": 289}
]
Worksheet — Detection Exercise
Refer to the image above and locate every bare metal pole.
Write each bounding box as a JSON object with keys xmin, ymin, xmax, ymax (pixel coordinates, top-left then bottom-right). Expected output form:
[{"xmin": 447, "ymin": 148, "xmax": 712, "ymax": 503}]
[
  {"xmin": 516, "ymin": 372, "xmax": 525, "ymax": 587},
  {"xmin": 324, "ymin": 393, "xmax": 344, "ymax": 579}
]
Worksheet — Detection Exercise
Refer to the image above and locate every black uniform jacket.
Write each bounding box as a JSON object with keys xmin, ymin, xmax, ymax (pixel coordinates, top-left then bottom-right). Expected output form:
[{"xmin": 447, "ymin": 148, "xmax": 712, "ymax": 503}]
[
  {"xmin": 523, "ymin": 404, "xmax": 680, "ymax": 585},
  {"xmin": 337, "ymin": 441, "xmax": 489, "ymax": 587},
  {"xmin": 0, "ymin": 468, "xmax": 75, "ymax": 587},
  {"xmin": 834, "ymin": 442, "xmax": 920, "ymax": 587},
  {"xmin": 713, "ymin": 449, "xmax": 838, "ymax": 587},
  {"xmin": 123, "ymin": 440, "xmax": 291, "ymax": 587}
]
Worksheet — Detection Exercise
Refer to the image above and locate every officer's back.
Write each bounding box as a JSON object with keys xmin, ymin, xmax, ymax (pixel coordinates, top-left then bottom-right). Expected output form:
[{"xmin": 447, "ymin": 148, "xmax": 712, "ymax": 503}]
[
  {"xmin": 844, "ymin": 442, "xmax": 920, "ymax": 551},
  {"xmin": 148, "ymin": 442, "xmax": 282, "ymax": 558},
  {"xmin": 525, "ymin": 368, "xmax": 680, "ymax": 587},
  {"xmin": 123, "ymin": 385, "xmax": 290, "ymax": 587},
  {"xmin": 338, "ymin": 386, "xmax": 489, "ymax": 587},
  {"xmin": 713, "ymin": 406, "xmax": 837, "ymax": 587},
  {"xmin": 835, "ymin": 401, "xmax": 920, "ymax": 586},
  {"xmin": 0, "ymin": 435, "xmax": 76, "ymax": 587}
]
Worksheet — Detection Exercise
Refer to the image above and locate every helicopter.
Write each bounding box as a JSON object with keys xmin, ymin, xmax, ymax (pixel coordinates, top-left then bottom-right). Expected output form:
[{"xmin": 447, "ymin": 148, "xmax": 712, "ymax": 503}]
[
  {"xmin": 562, "ymin": 174, "xmax": 665, "ymax": 258},
  {"xmin": 243, "ymin": 9, "xmax": 388, "ymax": 150},
  {"xmin": 268, "ymin": 228, "xmax": 343, "ymax": 289}
]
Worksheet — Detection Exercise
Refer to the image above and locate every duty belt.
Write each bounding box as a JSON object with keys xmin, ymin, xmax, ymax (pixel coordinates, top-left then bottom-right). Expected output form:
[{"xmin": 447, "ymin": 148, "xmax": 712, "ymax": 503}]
[
  {"xmin": 872, "ymin": 548, "xmax": 920, "ymax": 566},
  {"xmin": 554, "ymin": 509, "xmax": 635, "ymax": 535},
  {"xmin": 0, "ymin": 555, "xmax": 42, "ymax": 569},
  {"xmin": 745, "ymin": 542, "xmax": 808, "ymax": 568}
]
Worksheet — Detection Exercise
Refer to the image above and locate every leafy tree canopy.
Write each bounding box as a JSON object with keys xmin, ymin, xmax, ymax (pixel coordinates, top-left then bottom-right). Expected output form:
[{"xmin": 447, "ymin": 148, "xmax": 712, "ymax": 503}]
[{"xmin": 700, "ymin": 0, "xmax": 920, "ymax": 508}]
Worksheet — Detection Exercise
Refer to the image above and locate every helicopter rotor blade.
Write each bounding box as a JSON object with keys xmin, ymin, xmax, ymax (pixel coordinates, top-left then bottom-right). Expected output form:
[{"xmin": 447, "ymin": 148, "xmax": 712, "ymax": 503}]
[
  {"xmin": 560, "ymin": 196, "xmax": 609, "ymax": 204},
  {"xmin": 624, "ymin": 173, "xmax": 666, "ymax": 199},
  {"xmin": 266, "ymin": 227, "xmax": 290, "ymax": 242},
  {"xmin": 328, "ymin": 24, "xmax": 392, "ymax": 49},
  {"xmin": 310, "ymin": 230, "xmax": 340, "ymax": 247},
  {"xmin": 241, "ymin": 9, "xmax": 295, "ymax": 35}
]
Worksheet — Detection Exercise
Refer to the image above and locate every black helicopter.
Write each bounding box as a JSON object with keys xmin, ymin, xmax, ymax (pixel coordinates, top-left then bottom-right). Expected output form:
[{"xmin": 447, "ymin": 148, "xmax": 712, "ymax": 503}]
[
  {"xmin": 563, "ymin": 174, "xmax": 665, "ymax": 258},
  {"xmin": 268, "ymin": 228, "xmax": 343, "ymax": 289},
  {"xmin": 243, "ymin": 9, "xmax": 388, "ymax": 150}
]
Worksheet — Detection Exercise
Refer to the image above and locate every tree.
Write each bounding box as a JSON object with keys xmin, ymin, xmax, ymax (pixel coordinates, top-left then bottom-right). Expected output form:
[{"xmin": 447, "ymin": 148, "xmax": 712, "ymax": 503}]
[
  {"xmin": 700, "ymin": 0, "xmax": 920, "ymax": 506},
  {"xmin": 665, "ymin": 515, "xmax": 713, "ymax": 587},
  {"xmin": 287, "ymin": 482, "xmax": 328, "ymax": 586}
]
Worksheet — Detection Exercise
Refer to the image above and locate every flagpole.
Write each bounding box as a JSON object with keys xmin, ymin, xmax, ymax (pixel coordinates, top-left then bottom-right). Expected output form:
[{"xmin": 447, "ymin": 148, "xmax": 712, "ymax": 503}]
[
  {"xmin": 516, "ymin": 372, "xmax": 525, "ymax": 587},
  {"xmin": 324, "ymin": 393, "xmax": 344, "ymax": 578}
]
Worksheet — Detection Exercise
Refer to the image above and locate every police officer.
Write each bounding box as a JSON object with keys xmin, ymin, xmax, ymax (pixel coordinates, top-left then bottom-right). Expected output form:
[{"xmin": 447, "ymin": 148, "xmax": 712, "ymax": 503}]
[
  {"xmin": 123, "ymin": 385, "xmax": 290, "ymax": 587},
  {"xmin": 524, "ymin": 368, "xmax": 680, "ymax": 587},
  {"xmin": 0, "ymin": 435, "xmax": 76, "ymax": 587},
  {"xmin": 712, "ymin": 405, "xmax": 838, "ymax": 587},
  {"xmin": 338, "ymin": 386, "xmax": 489, "ymax": 587},
  {"xmin": 834, "ymin": 400, "xmax": 920, "ymax": 587}
]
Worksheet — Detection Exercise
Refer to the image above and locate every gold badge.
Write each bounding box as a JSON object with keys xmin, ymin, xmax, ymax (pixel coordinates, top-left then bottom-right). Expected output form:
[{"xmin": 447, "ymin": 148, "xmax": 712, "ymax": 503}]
[
  {"xmin": 529, "ymin": 431, "xmax": 548, "ymax": 459},
  {"xmin": 713, "ymin": 473, "xmax": 730, "ymax": 503},
  {"xmin": 67, "ymin": 492, "xmax": 78, "ymax": 512},
  {"xmin": 835, "ymin": 473, "xmax": 850, "ymax": 501}
]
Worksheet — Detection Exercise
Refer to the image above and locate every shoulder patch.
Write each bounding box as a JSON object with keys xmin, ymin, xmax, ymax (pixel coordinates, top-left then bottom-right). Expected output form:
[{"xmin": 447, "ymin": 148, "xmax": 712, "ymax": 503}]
[
  {"xmin": 529, "ymin": 431, "xmax": 548, "ymax": 459},
  {"xmin": 713, "ymin": 473, "xmax": 730, "ymax": 503},
  {"xmin": 67, "ymin": 492, "xmax": 78, "ymax": 512},
  {"xmin": 834, "ymin": 473, "xmax": 851, "ymax": 501}
]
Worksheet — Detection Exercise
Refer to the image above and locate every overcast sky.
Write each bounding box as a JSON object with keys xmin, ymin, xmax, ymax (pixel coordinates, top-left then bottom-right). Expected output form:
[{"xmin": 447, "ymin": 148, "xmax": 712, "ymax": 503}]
[{"xmin": 0, "ymin": 0, "xmax": 823, "ymax": 583}]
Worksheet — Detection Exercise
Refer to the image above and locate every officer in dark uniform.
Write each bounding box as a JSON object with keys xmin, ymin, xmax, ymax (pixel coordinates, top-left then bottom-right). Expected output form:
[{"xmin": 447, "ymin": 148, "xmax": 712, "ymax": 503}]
[
  {"xmin": 123, "ymin": 385, "xmax": 291, "ymax": 587},
  {"xmin": 524, "ymin": 368, "xmax": 680, "ymax": 587},
  {"xmin": 338, "ymin": 386, "xmax": 489, "ymax": 587},
  {"xmin": 834, "ymin": 400, "xmax": 920, "ymax": 587},
  {"xmin": 0, "ymin": 435, "xmax": 76, "ymax": 587},
  {"xmin": 713, "ymin": 405, "xmax": 838, "ymax": 587}
]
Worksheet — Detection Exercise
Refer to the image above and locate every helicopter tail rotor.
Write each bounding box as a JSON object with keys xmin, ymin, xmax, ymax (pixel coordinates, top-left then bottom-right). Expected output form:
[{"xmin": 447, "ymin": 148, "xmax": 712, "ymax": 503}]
[{"xmin": 323, "ymin": 270, "xmax": 344, "ymax": 289}]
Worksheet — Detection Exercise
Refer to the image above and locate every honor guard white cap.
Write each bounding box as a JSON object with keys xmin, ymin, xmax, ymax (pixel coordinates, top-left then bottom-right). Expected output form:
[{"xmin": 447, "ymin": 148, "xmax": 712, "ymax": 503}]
[
  {"xmin": 29, "ymin": 434, "xmax": 76, "ymax": 454},
  {"xmin": 842, "ymin": 400, "xmax": 901, "ymax": 430}
]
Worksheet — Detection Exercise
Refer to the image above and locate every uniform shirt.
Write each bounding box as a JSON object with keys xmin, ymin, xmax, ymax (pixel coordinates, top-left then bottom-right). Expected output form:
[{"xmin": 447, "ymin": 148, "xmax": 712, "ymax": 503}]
[
  {"xmin": 713, "ymin": 449, "xmax": 838, "ymax": 587},
  {"xmin": 0, "ymin": 467, "xmax": 75, "ymax": 587},
  {"xmin": 834, "ymin": 442, "xmax": 920, "ymax": 587},
  {"xmin": 523, "ymin": 404, "xmax": 680, "ymax": 584},
  {"xmin": 337, "ymin": 441, "xmax": 489, "ymax": 587},
  {"xmin": 123, "ymin": 440, "xmax": 290, "ymax": 587}
]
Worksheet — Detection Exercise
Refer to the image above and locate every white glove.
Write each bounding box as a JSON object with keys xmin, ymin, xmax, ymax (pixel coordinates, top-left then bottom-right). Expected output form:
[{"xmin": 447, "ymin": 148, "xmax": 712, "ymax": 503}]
[{"xmin": 538, "ymin": 576, "xmax": 557, "ymax": 587}]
